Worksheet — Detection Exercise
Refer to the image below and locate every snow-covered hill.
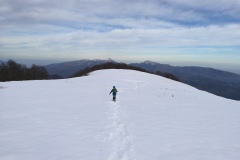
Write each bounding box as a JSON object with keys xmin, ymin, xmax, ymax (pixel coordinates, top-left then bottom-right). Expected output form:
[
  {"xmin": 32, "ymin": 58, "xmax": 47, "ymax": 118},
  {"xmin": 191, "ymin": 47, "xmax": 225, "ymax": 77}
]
[
  {"xmin": 1, "ymin": 69, "xmax": 240, "ymax": 160},
  {"xmin": 130, "ymin": 61, "xmax": 240, "ymax": 100}
]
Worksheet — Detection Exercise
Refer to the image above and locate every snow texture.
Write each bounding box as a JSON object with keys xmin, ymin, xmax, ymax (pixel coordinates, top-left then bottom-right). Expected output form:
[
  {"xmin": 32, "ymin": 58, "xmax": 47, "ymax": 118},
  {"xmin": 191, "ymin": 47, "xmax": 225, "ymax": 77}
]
[{"xmin": 1, "ymin": 69, "xmax": 240, "ymax": 160}]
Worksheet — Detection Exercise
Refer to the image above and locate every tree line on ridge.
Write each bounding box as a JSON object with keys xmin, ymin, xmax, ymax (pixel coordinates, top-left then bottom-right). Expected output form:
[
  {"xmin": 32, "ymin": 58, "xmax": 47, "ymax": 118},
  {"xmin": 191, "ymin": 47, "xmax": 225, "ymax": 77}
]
[
  {"xmin": 0, "ymin": 60, "xmax": 49, "ymax": 81},
  {"xmin": 0, "ymin": 60, "xmax": 179, "ymax": 82}
]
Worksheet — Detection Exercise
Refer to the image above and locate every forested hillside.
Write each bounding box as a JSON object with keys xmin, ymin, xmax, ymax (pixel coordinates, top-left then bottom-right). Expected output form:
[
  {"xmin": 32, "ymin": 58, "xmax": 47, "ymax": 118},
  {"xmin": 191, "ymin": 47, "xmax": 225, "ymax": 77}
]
[{"xmin": 0, "ymin": 60, "xmax": 49, "ymax": 82}]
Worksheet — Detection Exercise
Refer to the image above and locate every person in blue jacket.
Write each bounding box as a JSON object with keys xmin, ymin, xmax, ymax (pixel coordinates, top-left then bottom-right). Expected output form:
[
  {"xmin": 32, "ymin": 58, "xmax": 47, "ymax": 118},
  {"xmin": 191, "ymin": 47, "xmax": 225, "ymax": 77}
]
[{"xmin": 109, "ymin": 86, "xmax": 118, "ymax": 101}]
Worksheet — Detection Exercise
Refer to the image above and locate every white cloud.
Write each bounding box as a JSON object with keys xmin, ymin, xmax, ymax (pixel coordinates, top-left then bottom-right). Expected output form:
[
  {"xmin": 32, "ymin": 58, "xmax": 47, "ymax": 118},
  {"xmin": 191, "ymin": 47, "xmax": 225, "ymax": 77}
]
[
  {"xmin": 2, "ymin": 0, "xmax": 238, "ymax": 28},
  {"xmin": 1, "ymin": 24, "xmax": 240, "ymax": 54},
  {"xmin": 0, "ymin": 0, "xmax": 240, "ymax": 66}
]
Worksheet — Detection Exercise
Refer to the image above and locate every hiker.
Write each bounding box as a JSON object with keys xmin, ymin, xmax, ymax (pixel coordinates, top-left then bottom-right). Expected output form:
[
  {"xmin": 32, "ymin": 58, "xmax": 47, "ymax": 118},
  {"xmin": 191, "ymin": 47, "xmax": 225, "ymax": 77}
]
[{"xmin": 109, "ymin": 86, "xmax": 118, "ymax": 101}]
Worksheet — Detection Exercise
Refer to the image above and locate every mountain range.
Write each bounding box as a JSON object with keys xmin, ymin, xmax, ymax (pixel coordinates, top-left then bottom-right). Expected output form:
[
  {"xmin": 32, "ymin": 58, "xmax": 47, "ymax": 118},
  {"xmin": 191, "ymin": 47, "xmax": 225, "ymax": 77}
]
[
  {"xmin": 44, "ymin": 59, "xmax": 115, "ymax": 78},
  {"xmin": 130, "ymin": 61, "xmax": 240, "ymax": 100},
  {"xmin": 44, "ymin": 59, "xmax": 240, "ymax": 100}
]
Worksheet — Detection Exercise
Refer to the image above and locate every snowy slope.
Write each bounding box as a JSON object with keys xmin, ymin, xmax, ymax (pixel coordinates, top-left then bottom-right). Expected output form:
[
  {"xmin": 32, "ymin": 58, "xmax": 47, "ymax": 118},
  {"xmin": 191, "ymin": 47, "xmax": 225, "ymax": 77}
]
[{"xmin": 1, "ymin": 69, "xmax": 240, "ymax": 160}]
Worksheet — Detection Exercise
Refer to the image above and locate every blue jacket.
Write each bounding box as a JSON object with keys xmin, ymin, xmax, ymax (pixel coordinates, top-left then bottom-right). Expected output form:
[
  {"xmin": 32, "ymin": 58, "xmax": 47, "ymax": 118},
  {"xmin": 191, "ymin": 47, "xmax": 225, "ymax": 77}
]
[{"xmin": 109, "ymin": 88, "xmax": 118, "ymax": 96}]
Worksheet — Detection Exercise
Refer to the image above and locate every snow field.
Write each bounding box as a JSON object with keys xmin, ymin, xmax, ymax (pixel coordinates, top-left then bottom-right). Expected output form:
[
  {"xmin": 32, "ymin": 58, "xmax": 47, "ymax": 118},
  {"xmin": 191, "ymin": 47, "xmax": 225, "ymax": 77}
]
[{"xmin": 1, "ymin": 69, "xmax": 240, "ymax": 160}]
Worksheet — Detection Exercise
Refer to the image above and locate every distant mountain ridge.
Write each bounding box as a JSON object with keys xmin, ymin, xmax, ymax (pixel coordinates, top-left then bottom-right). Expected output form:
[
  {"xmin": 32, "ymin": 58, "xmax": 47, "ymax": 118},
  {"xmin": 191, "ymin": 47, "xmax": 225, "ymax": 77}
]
[
  {"xmin": 44, "ymin": 59, "xmax": 115, "ymax": 78},
  {"xmin": 44, "ymin": 59, "xmax": 240, "ymax": 100},
  {"xmin": 130, "ymin": 61, "xmax": 240, "ymax": 100},
  {"xmin": 132, "ymin": 60, "xmax": 240, "ymax": 82}
]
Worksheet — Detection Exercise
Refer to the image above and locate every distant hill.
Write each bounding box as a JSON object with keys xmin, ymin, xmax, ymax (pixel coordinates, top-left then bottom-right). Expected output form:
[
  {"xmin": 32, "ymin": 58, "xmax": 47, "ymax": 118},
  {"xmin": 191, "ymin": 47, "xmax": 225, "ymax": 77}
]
[
  {"xmin": 130, "ymin": 61, "xmax": 240, "ymax": 100},
  {"xmin": 71, "ymin": 62, "xmax": 179, "ymax": 82},
  {"xmin": 44, "ymin": 59, "xmax": 115, "ymax": 78},
  {"xmin": 44, "ymin": 59, "xmax": 240, "ymax": 100}
]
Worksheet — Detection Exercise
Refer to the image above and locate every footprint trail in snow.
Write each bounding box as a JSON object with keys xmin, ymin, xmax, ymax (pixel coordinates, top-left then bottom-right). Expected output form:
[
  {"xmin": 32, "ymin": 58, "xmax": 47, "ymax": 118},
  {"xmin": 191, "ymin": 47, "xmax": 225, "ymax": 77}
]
[{"xmin": 107, "ymin": 101, "xmax": 136, "ymax": 160}]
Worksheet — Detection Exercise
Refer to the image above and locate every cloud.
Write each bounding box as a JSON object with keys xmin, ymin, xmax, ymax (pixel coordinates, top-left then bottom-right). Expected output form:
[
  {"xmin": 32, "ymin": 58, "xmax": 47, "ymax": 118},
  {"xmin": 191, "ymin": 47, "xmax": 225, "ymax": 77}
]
[
  {"xmin": 1, "ymin": 0, "xmax": 239, "ymax": 29},
  {"xmin": 165, "ymin": 0, "xmax": 240, "ymax": 22},
  {"xmin": 0, "ymin": 0, "xmax": 240, "ymax": 66},
  {"xmin": 1, "ymin": 24, "xmax": 239, "ymax": 53}
]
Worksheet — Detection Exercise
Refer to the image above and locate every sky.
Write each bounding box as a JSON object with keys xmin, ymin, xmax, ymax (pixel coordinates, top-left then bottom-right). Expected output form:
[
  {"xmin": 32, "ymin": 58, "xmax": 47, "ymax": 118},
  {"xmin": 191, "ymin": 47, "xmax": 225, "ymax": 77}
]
[{"xmin": 0, "ymin": 0, "xmax": 240, "ymax": 73}]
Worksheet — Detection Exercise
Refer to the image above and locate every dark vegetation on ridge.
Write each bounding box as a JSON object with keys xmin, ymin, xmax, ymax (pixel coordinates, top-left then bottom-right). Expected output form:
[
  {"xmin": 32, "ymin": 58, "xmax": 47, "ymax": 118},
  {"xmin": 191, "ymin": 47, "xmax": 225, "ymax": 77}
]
[
  {"xmin": 0, "ymin": 60, "xmax": 49, "ymax": 81},
  {"xmin": 71, "ymin": 62, "xmax": 180, "ymax": 82},
  {"xmin": 0, "ymin": 60, "xmax": 179, "ymax": 82},
  {"xmin": 1, "ymin": 59, "xmax": 239, "ymax": 100}
]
